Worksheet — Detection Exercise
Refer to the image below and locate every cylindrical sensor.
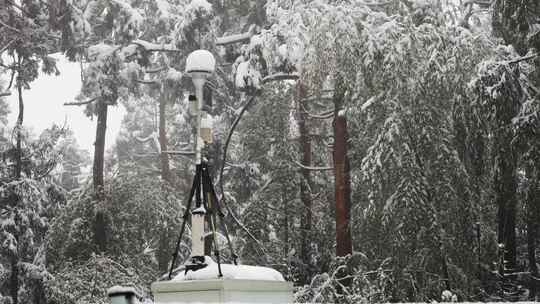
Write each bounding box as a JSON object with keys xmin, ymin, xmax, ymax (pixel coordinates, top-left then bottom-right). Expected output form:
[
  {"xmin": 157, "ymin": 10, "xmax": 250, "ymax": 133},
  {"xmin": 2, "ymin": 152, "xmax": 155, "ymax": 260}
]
[
  {"xmin": 200, "ymin": 113, "xmax": 213, "ymax": 143},
  {"xmin": 191, "ymin": 206, "xmax": 206, "ymax": 257}
]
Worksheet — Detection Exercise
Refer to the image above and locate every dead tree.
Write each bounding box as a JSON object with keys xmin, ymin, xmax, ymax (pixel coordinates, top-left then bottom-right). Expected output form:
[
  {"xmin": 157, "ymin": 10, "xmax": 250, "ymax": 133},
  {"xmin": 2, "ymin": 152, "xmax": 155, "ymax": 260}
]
[
  {"xmin": 332, "ymin": 81, "xmax": 352, "ymax": 258},
  {"xmin": 296, "ymin": 82, "xmax": 313, "ymax": 281},
  {"xmin": 159, "ymin": 85, "xmax": 172, "ymax": 184}
]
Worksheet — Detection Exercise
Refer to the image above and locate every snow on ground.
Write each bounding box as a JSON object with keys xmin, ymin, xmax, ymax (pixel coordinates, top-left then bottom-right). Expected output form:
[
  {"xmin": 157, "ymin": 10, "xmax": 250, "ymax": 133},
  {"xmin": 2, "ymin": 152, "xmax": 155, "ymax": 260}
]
[{"xmin": 173, "ymin": 256, "xmax": 285, "ymax": 281}]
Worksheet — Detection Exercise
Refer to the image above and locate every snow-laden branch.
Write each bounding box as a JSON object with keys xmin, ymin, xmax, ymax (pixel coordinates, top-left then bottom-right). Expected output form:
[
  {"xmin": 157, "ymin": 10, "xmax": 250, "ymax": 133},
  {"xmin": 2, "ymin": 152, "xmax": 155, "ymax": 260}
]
[
  {"xmin": 162, "ymin": 150, "xmax": 195, "ymax": 156},
  {"xmin": 237, "ymin": 177, "xmax": 275, "ymax": 219},
  {"xmin": 86, "ymin": 39, "xmax": 182, "ymax": 62},
  {"xmin": 363, "ymin": 1, "xmax": 396, "ymax": 8},
  {"xmin": 243, "ymin": 177, "xmax": 274, "ymax": 205},
  {"xmin": 216, "ymin": 25, "xmax": 257, "ymax": 46},
  {"xmin": 216, "ymin": 32, "xmax": 253, "ymax": 46},
  {"xmin": 302, "ymin": 90, "xmax": 334, "ymax": 104},
  {"xmin": 131, "ymin": 40, "xmax": 181, "ymax": 53},
  {"xmin": 144, "ymin": 66, "xmax": 168, "ymax": 74},
  {"xmin": 224, "ymin": 162, "xmax": 245, "ymax": 169},
  {"xmin": 136, "ymin": 68, "xmax": 183, "ymax": 85},
  {"xmin": 134, "ymin": 131, "xmax": 161, "ymax": 153},
  {"xmin": 261, "ymin": 73, "xmax": 299, "ymax": 84},
  {"xmin": 302, "ymin": 96, "xmax": 333, "ymax": 103},
  {"xmin": 304, "ymin": 108, "xmax": 333, "ymax": 119},
  {"xmin": 293, "ymin": 160, "xmax": 333, "ymax": 171},
  {"xmin": 508, "ymin": 52, "xmax": 538, "ymax": 64},
  {"xmin": 463, "ymin": 0, "xmax": 492, "ymax": 7},
  {"xmin": 134, "ymin": 133, "xmax": 155, "ymax": 143}
]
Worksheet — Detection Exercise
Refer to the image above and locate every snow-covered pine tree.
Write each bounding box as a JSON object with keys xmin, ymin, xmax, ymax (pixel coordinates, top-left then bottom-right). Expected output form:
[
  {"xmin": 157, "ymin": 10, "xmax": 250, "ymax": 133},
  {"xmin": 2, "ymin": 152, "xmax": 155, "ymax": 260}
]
[{"xmin": 0, "ymin": 126, "xmax": 69, "ymax": 304}]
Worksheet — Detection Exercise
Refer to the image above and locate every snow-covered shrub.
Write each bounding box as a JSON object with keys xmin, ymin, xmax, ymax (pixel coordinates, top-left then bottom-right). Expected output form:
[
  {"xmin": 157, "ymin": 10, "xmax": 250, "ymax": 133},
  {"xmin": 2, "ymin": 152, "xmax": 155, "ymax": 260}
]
[
  {"xmin": 294, "ymin": 253, "xmax": 393, "ymax": 304},
  {"xmin": 45, "ymin": 254, "xmax": 147, "ymax": 304},
  {"xmin": 47, "ymin": 173, "xmax": 184, "ymax": 286}
]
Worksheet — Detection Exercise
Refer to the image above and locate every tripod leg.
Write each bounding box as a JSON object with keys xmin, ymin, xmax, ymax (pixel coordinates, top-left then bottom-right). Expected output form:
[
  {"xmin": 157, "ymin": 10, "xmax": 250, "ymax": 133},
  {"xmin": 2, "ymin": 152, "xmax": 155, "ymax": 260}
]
[
  {"xmin": 168, "ymin": 167, "xmax": 201, "ymax": 280},
  {"xmin": 202, "ymin": 164, "xmax": 223, "ymax": 277},
  {"xmin": 217, "ymin": 213, "xmax": 237, "ymax": 265},
  {"xmin": 208, "ymin": 193, "xmax": 223, "ymax": 277},
  {"xmin": 195, "ymin": 164, "xmax": 203, "ymax": 208},
  {"xmin": 204, "ymin": 166, "xmax": 238, "ymax": 265}
]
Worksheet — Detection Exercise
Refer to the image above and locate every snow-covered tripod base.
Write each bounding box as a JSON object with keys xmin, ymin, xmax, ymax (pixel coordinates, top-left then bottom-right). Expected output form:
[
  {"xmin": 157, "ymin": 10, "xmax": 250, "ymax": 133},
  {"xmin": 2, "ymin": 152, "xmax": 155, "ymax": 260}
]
[{"xmin": 168, "ymin": 161, "xmax": 237, "ymax": 280}]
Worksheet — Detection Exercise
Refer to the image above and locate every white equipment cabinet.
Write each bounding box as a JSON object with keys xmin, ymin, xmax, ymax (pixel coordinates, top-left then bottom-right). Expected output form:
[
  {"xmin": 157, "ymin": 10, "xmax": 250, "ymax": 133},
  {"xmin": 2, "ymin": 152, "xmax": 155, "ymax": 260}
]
[{"xmin": 151, "ymin": 279, "xmax": 293, "ymax": 304}]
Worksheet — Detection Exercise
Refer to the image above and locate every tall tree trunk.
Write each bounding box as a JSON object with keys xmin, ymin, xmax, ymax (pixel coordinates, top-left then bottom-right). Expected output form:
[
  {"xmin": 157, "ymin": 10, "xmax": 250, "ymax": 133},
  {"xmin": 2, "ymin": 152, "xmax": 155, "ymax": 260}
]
[
  {"xmin": 10, "ymin": 257, "xmax": 18, "ymax": 304},
  {"xmin": 15, "ymin": 82, "xmax": 23, "ymax": 179},
  {"xmin": 11, "ymin": 63, "xmax": 23, "ymax": 304},
  {"xmin": 333, "ymin": 83, "xmax": 352, "ymax": 258},
  {"xmin": 527, "ymin": 213, "xmax": 538, "ymax": 299},
  {"xmin": 297, "ymin": 82, "xmax": 313, "ymax": 281},
  {"xmin": 159, "ymin": 88, "xmax": 171, "ymax": 183},
  {"xmin": 157, "ymin": 227, "xmax": 171, "ymax": 273},
  {"xmin": 282, "ymin": 185, "xmax": 289, "ymax": 258},
  {"xmin": 93, "ymin": 99, "xmax": 108, "ymax": 253},
  {"xmin": 494, "ymin": 104, "xmax": 518, "ymax": 275},
  {"xmin": 157, "ymin": 89, "xmax": 172, "ymax": 272},
  {"xmin": 526, "ymin": 155, "xmax": 540, "ymax": 299},
  {"xmin": 93, "ymin": 99, "xmax": 108, "ymax": 198}
]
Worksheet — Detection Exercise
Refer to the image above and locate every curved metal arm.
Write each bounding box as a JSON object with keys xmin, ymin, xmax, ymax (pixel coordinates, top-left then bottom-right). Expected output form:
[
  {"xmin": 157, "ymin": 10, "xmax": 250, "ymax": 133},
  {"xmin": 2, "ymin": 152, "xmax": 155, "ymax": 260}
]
[{"xmin": 217, "ymin": 94, "xmax": 270, "ymax": 259}]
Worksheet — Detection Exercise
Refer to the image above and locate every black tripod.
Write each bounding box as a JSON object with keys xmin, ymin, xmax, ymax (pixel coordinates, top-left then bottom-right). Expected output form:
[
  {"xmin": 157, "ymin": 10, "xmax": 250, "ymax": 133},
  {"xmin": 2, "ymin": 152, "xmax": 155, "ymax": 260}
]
[{"xmin": 168, "ymin": 161, "xmax": 238, "ymax": 280}]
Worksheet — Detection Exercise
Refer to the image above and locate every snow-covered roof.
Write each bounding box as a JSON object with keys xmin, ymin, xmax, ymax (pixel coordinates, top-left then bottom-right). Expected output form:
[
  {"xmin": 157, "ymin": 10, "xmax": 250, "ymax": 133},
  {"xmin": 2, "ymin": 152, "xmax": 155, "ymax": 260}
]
[
  {"xmin": 107, "ymin": 285, "xmax": 141, "ymax": 297},
  {"xmin": 185, "ymin": 50, "xmax": 216, "ymax": 74},
  {"xmin": 173, "ymin": 256, "xmax": 285, "ymax": 281}
]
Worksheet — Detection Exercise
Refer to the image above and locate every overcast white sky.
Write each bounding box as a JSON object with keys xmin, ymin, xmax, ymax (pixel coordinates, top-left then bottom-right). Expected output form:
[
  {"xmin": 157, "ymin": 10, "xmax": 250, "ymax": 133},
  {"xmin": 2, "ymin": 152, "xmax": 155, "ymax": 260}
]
[{"xmin": 5, "ymin": 54, "xmax": 124, "ymax": 153}]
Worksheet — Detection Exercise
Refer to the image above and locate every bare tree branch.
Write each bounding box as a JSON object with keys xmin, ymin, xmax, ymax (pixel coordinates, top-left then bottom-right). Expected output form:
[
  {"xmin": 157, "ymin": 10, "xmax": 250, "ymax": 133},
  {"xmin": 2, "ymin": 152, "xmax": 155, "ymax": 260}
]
[
  {"xmin": 5, "ymin": 0, "xmax": 33, "ymax": 17},
  {"xmin": 6, "ymin": 69, "xmax": 15, "ymax": 91},
  {"xmin": 0, "ymin": 20, "xmax": 22, "ymax": 34},
  {"xmin": 293, "ymin": 160, "xmax": 333, "ymax": 171},
  {"xmin": 0, "ymin": 92, "xmax": 11, "ymax": 97},
  {"xmin": 135, "ymin": 79, "xmax": 159, "ymax": 85},
  {"xmin": 0, "ymin": 39, "xmax": 16, "ymax": 54},
  {"xmin": 64, "ymin": 97, "xmax": 98, "ymax": 106}
]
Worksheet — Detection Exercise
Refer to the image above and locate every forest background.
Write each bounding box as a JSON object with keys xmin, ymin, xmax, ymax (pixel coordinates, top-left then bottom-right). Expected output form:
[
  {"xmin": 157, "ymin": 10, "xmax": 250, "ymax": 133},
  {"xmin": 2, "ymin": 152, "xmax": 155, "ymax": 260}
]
[{"xmin": 0, "ymin": 0, "xmax": 540, "ymax": 303}]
